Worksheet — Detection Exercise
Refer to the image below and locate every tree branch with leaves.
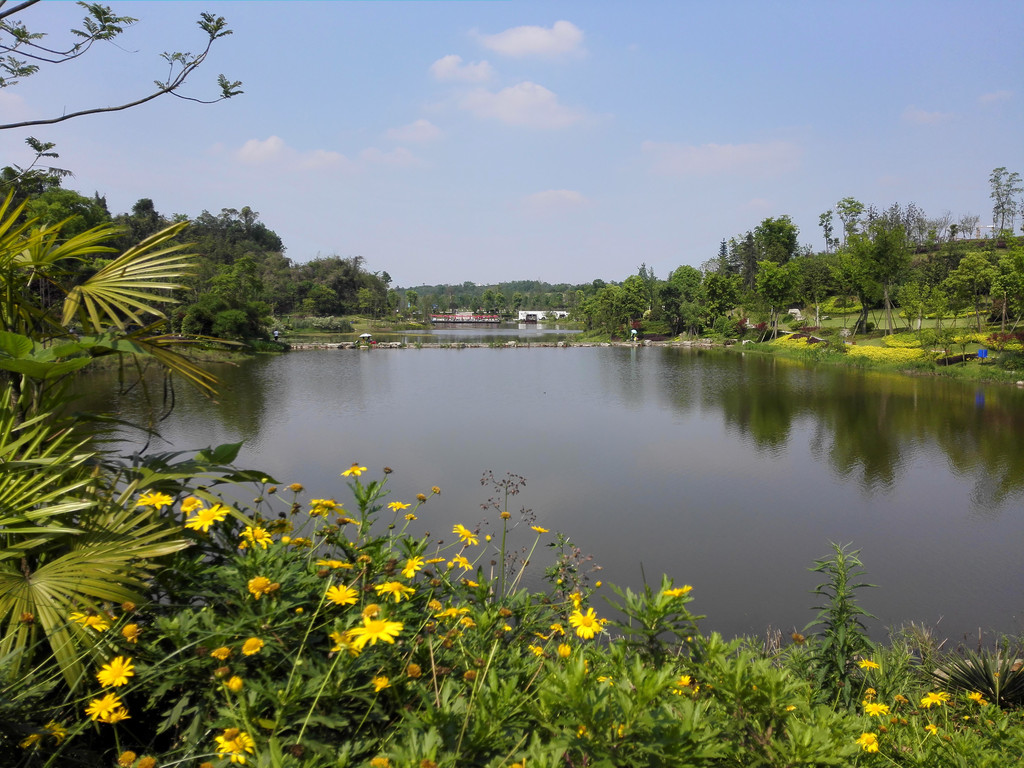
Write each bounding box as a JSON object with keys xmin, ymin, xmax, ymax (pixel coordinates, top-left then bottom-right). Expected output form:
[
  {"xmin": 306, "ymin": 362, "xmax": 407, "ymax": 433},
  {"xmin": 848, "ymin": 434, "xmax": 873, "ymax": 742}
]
[{"xmin": 0, "ymin": 1, "xmax": 242, "ymax": 131}]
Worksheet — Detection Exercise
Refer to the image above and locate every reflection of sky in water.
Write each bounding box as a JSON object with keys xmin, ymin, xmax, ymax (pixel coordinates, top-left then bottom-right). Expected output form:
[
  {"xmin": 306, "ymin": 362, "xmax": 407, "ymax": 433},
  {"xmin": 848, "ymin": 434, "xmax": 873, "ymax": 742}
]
[{"xmin": 83, "ymin": 348, "xmax": 1024, "ymax": 643}]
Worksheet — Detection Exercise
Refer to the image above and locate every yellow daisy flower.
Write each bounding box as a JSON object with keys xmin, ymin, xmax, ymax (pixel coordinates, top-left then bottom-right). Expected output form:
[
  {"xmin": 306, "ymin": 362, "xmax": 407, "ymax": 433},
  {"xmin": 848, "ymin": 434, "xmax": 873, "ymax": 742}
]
[{"xmin": 96, "ymin": 656, "xmax": 135, "ymax": 688}]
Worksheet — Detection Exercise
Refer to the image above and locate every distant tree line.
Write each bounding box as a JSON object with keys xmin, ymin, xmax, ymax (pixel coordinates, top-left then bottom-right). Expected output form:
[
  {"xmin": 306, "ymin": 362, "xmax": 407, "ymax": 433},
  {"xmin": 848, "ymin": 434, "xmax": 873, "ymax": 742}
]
[
  {"xmin": 0, "ymin": 176, "xmax": 392, "ymax": 340},
  {"xmin": 3, "ymin": 166, "xmax": 1022, "ymax": 342}
]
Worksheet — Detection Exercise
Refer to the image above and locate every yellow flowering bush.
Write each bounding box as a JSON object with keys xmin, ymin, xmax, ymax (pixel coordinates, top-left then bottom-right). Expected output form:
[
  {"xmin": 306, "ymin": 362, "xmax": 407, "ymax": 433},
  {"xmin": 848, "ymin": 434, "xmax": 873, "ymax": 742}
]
[
  {"xmin": 14, "ymin": 462, "xmax": 1024, "ymax": 767},
  {"xmin": 846, "ymin": 345, "xmax": 928, "ymax": 364}
]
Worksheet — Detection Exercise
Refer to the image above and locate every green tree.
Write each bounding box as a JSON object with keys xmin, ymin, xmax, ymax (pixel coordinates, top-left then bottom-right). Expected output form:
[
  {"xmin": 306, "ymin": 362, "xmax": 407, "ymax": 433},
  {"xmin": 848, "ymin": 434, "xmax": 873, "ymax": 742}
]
[
  {"xmin": 701, "ymin": 271, "xmax": 740, "ymax": 330},
  {"xmin": 992, "ymin": 249, "xmax": 1024, "ymax": 330},
  {"xmin": 793, "ymin": 251, "xmax": 834, "ymax": 326},
  {"xmin": 851, "ymin": 217, "xmax": 911, "ymax": 334},
  {"xmin": 835, "ymin": 197, "xmax": 865, "ymax": 246},
  {"xmin": 943, "ymin": 251, "xmax": 997, "ymax": 331},
  {"xmin": 754, "ymin": 215, "xmax": 799, "ymax": 265},
  {"xmin": 21, "ymin": 186, "xmax": 110, "ymax": 237},
  {"xmin": 989, "ymin": 166, "xmax": 1022, "ymax": 235},
  {"xmin": 404, "ymin": 288, "xmax": 419, "ymax": 316},
  {"xmin": 754, "ymin": 260, "xmax": 795, "ymax": 339}
]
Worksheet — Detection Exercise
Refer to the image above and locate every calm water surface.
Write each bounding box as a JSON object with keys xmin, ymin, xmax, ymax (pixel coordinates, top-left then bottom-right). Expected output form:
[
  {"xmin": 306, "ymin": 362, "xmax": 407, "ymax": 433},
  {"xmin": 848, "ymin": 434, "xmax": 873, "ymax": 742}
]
[{"xmin": 84, "ymin": 343, "xmax": 1024, "ymax": 643}]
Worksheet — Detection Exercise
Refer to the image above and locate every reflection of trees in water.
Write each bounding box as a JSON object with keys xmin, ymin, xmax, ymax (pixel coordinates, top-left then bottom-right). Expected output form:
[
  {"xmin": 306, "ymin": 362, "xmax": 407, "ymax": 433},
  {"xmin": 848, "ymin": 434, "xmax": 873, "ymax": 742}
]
[
  {"xmin": 668, "ymin": 350, "xmax": 1024, "ymax": 505},
  {"xmin": 75, "ymin": 358, "xmax": 271, "ymax": 450}
]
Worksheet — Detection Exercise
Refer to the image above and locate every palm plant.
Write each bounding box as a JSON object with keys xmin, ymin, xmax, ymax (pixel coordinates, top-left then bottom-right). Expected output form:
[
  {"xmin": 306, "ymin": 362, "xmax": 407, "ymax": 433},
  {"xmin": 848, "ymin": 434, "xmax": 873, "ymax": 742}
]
[
  {"xmin": 933, "ymin": 649, "xmax": 1024, "ymax": 708},
  {"xmin": 0, "ymin": 192, "xmax": 222, "ymax": 686}
]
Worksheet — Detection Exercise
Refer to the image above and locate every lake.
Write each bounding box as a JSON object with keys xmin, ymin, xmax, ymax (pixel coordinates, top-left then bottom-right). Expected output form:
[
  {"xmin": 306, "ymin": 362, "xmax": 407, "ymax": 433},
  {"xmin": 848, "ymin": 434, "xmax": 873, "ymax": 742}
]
[{"xmin": 83, "ymin": 336, "xmax": 1024, "ymax": 644}]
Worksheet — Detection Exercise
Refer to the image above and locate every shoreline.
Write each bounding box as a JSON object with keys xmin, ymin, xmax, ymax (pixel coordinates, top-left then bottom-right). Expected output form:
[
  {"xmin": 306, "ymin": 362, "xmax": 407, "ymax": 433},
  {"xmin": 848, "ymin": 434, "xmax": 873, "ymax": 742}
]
[{"xmin": 280, "ymin": 337, "xmax": 1024, "ymax": 387}]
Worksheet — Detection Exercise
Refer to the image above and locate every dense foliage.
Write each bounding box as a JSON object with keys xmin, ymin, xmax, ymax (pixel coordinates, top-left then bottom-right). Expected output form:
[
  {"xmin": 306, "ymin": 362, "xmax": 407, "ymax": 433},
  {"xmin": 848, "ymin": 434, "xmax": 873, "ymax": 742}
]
[{"xmin": 5, "ymin": 464, "xmax": 1024, "ymax": 768}]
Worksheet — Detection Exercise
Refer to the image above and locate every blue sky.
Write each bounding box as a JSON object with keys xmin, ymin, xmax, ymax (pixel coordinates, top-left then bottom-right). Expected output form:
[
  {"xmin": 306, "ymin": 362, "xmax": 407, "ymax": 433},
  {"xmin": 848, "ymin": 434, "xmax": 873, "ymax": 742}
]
[{"xmin": 2, "ymin": 1, "xmax": 1021, "ymax": 287}]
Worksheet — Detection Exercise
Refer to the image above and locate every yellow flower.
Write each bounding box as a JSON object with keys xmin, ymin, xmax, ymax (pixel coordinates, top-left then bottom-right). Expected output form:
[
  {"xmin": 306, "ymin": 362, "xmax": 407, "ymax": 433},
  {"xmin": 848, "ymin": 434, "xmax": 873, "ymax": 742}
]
[
  {"xmin": 671, "ymin": 674, "xmax": 693, "ymax": 694},
  {"xmin": 528, "ymin": 644, "xmax": 545, "ymax": 657},
  {"xmin": 309, "ymin": 498, "xmax": 339, "ymax": 517},
  {"xmin": 136, "ymin": 758, "xmax": 156, "ymax": 768},
  {"xmin": 557, "ymin": 643, "xmax": 572, "ymax": 658},
  {"xmin": 96, "ymin": 656, "xmax": 135, "ymax": 687},
  {"xmin": 181, "ymin": 496, "xmax": 204, "ymax": 513},
  {"xmin": 549, "ymin": 623, "xmax": 565, "ymax": 636},
  {"xmin": 241, "ymin": 637, "xmax": 264, "ymax": 656},
  {"xmin": 388, "ymin": 501, "xmax": 411, "ymax": 511},
  {"xmin": 404, "ymin": 513, "xmax": 417, "ymax": 520},
  {"xmin": 362, "ymin": 603, "xmax": 381, "ymax": 619},
  {"xmin": 19, "ymin": 733, "xmax": 42, "ymax": 749},
  {"xmin": 855, "ymin": 732, "xmax": 879, "ymax": 753},
  {"xmin": 316, "ymin": 559, "xmax": 353, "ymax": 570},
  {"xmin": 452, "ymin": 523, "xmax": 479, "ymax": 546},
  {"xmin": 662, "ymin": 585, "xmax": 693, "ymax": 598},
  {"xmin": 214, "ymin": 728, "xmax": 256, "ymax": 764},
  {"xmin": 101, "ymin": 707, "xmax": 131, "ymax": 724},
  {"xmin": 349, "ymin": 615, "xmax": 404, "ymax": 649},
  {"xmin": 531, "ymin": 525, "xmax": 549, "ymax": 533},
  {"xmin": 247, "ymin": 576, "xmax": 279, "ymax": 600},
  {"xmin": 342, "ymin": 463, "xmax": 368, "ymax": 477},
  {"xmin": 210, "ymin": 646, "xmax": 232, "ymax": 660},
  {"xmin": 434, "ymin": 606, "xmax": 470, "ymax": 620},
  {"xmin": 288, "ymin": 482, "xmax": 304, "ymax": 493},
  {"xmin": 569, "ymin": 608, "xmax": 605, "ymax": 640},
  {"xmin": 431, "ymin": 486, "xmax": 441, "ymax": 494},
  {"xmin": 375, "ymin": 580, "xmax": 415, "ymax": 603},
  {"xmin": 117, "ymin": 751, "xmax": 137, "ymax": 767},
  {"xmin": 85, "ymin": 692, "xmax": 125, "ymax": 721},
  {"xmin": 326, "ymin": 584, "xmax": 359, "ymax": 606},
  {"xmin": 401, "ymin": 556, "xmax": 424, "ymax": 579},
  {"xmin": 372, "ymin": 675, "xmax": 390, "ymax": 692},
  {"xmin": 226, "ymin": 675, "xmax": 244, "ymax": 692},
  {"xmin": 329, "ymin": 630, "xmax": 360, "ymax": 656},
  {"xmin": 239, "ymin": 525, "xmax": 272, "ymax": 549},
  {"xmin": 459, "ymin": 616, "xmax": 476, "ymax": 628},
  {"xmin": 924, "ymin": 723, "xmax": 938, "ymax": 735},
  {"xmin": 448, "ymin": 554, "xmax": 471, "ymax": 570},
  {"xmin": 369, "ymin": 758, "xmax": 390, "ymax": 768},
  {"xmin": 136, "ymin": 491, "xmax": 174, "ymax": 509},
  {"xmin": 44, "ymin": 721, "xmax": 67, "ymax": 744},
  {"xmin": 920, "ymin": 691, "xmax": 950, "ymax": 708},
  {"xmin": 863, "ymin": 701, "xmax": 890, "ymax": 717},
  {"xmin": 406, "ymin": 663, "xmax": 422, "ymax": 678},
  {"xmin": 967, "ymin": 691, "xmax": 989, "ymax": 705},
  {"xmin": 185, "ymin": 504, "xmax": 229, "ymax": 533},
  {"xmin": 70, "ymin": 611, "xmax": 110, "ymax": 632},
  {"xmin": 464, "ymin": 579, "xmax": 479, "ymax": 587},
  {"xmin": 121, "ymin": 623, "xmax": 141, "ymax": 643},
  {"xmin": 426, "ymin": 558, "xmax": 445, "ymax": 566},
  {"xmin": 857, "ymin": 659, "xmax": 880, "ymax": 670}
]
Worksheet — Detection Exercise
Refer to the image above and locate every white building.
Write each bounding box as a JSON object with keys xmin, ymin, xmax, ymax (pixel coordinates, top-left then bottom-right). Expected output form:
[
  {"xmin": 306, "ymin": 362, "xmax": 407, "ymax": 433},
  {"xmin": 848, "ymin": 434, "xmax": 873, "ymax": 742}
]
[{"xmin": 518, "ymin": 310, "xmax": 570, "ymax": 322}]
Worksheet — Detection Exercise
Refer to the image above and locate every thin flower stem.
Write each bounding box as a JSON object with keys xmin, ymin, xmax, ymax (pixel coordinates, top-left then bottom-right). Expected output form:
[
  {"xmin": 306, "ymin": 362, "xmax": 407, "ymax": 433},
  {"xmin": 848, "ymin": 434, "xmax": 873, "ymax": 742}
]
[{"xmin": 295, "ymin": 649, "xmax": 346, "ymax": 745}]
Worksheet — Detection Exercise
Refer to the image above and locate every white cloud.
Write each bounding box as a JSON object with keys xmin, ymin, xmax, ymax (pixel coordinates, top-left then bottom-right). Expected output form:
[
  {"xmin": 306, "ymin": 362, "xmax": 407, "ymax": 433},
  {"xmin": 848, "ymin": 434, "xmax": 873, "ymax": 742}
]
[
  {"xmin": 359, "ymin": 147, "xmax": 421, "ymax": 167},
  {"xmin": 979, "ymin": 90, "xmax": 1013, "ymax": 104},
  {"xmin": 0, "ymin": 92, "xmax": 31, "ymax": 121},
  {"xmin": 234, "ymin": 136, "xmax": 349, "ymax": 170},
  {"xmin": 642, "ymin": 140, "xmax": 801, "ymax": 177},
  {"xmin": 476, "ymin": 20, "xmax": 584, "ymax": 58},
  {"xmin": 430, "ymin": 54, "xmax": 494, "ymax": 82},
  {"xmin": 236, "ymin": 135, "xmax": 288, "ymax": 164},
  {"xmin": 521, "ymin": 189, "xmax": 589, "ymax": 213},
  {"xmin": 901, "ymin": 105, "xmax": 955, "ymax": 124},
  {"xmin": 460, "ymin": 82, "xmax": 583, "ymax": 128},
  {"xmin": 298, "ymin": 149, "xmax": 348, "ymax": 170},
  {"xmin": 386, "ymin": 118, "xmax": 442, "ymax": 143}
]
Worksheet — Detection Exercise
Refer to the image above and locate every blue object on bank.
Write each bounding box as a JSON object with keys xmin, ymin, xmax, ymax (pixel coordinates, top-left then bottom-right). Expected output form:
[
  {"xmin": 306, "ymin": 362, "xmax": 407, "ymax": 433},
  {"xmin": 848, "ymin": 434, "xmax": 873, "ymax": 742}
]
[{"xmin": 978, "ymin": 348, "xmax": 988, "ymax": 359}]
